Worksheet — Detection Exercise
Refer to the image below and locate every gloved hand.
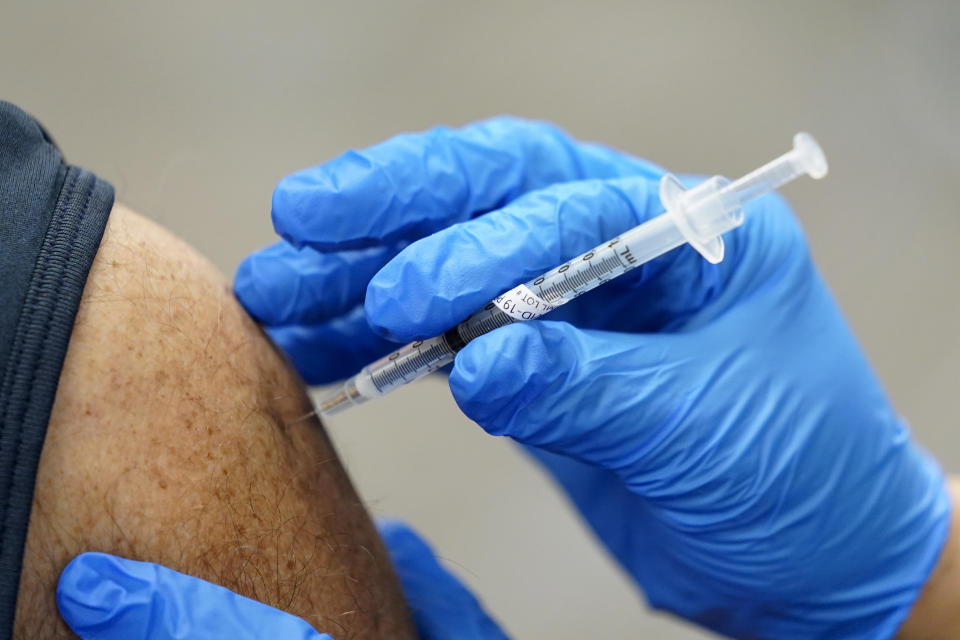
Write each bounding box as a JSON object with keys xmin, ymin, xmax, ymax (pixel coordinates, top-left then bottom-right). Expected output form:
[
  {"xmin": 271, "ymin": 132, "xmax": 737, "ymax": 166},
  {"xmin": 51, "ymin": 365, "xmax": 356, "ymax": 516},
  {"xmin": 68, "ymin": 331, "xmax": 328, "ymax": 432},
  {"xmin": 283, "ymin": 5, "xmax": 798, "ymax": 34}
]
[
  {"xmin": 377, "ymin": 520, "xmax": 508, "ymax": 639},
  {"xmin": 236, "ymin": 117, "xmax": 950, "ymax": 639},
  {"xmin": 56, "ymin": 521, "xmax": 506, "ymax": 639}
]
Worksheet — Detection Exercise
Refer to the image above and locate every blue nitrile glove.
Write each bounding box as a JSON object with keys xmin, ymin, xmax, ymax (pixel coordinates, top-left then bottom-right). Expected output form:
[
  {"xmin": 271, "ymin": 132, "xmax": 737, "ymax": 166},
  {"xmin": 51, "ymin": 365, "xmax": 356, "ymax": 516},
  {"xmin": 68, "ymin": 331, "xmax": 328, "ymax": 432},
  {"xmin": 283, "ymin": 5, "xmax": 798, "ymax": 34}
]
[
  {"xmin": 56, "ymin": 553, "xmax": 332, "ymax": 639},
  {"xmin": 236, "ymin": 117, "xmax": 950, "ymax": 639},
  {"xmin": 55, "ymin": 523, "xmax": 507, "ymax": 640},
  {"xmin": 234, "ymin": 116, "xmax": 662, "ymax": 382},
  {"xmin": 377, "ymin": 519, "xmax": 509, "ymax": 640}
]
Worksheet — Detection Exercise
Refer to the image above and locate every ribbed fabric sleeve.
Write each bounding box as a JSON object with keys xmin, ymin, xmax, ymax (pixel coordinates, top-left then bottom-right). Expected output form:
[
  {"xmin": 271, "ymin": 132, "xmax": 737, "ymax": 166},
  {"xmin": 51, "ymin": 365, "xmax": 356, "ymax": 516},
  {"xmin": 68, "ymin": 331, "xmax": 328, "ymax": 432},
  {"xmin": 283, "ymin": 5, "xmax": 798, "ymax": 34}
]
[{"xmin": 0, "ymin": 101, "xmax": 114, "ymax": 639}]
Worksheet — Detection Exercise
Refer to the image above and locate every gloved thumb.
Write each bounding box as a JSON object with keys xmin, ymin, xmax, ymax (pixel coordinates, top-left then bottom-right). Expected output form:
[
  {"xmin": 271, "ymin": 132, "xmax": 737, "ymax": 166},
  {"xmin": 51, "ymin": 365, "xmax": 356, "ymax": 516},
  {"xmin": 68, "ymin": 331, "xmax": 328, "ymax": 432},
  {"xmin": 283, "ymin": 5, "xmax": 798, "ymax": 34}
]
[
  {"xmin": 377, "ymin": 519, "xmax": 510, "ymax": 640},
  {"xmin": 450, "ymin": 321, "xmax": 715, "ymax": 480},
  {"xmin": 57, "ymin": 552, "xmax": 331, "ymax": 640}
]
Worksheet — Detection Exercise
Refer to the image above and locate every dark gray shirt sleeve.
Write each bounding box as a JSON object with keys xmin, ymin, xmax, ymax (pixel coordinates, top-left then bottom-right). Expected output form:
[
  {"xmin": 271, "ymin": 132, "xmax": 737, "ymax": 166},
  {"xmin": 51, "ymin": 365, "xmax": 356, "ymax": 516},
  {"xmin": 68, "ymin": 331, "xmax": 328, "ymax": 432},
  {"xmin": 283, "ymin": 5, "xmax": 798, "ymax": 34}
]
[{"xmin": 0, "ymin": 100, "xmax": 114, "ymax": 639}]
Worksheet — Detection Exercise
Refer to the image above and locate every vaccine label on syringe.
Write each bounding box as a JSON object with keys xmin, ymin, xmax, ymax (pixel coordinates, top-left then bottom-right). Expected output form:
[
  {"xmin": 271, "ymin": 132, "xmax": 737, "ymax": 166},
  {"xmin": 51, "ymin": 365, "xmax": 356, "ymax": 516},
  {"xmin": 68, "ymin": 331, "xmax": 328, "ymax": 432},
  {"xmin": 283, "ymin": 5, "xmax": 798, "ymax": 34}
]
[{"xmin": 494, "ymin": 284, "xmax": 555, "ymax": 320}]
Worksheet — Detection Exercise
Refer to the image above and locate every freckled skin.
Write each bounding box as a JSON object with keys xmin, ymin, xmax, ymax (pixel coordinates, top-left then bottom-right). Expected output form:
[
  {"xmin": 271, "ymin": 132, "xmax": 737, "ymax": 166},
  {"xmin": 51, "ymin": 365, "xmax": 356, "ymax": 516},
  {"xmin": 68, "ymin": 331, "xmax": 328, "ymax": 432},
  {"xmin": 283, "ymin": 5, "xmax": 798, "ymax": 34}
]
[{"xmin": 14, "ymin": 206, "xmax": 416, "ymax": 640}]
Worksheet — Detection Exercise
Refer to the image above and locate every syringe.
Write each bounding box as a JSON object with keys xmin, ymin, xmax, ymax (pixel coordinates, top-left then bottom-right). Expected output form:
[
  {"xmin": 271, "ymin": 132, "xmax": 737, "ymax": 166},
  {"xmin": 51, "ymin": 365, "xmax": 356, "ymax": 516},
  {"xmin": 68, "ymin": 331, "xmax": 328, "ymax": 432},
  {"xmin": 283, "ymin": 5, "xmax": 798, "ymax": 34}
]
[{"xmin": 318, "ymin": 133, "xmax": 827, "ymax": 416}]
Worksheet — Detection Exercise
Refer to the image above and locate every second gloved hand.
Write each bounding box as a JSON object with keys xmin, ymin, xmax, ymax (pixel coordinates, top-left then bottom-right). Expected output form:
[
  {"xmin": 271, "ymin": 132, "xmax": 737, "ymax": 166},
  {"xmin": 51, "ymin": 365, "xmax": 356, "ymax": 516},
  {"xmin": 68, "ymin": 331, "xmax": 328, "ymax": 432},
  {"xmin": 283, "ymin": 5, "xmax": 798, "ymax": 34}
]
[{"xmin": 56, "ymin": 523, "xmax": 507, "ymax": 640}]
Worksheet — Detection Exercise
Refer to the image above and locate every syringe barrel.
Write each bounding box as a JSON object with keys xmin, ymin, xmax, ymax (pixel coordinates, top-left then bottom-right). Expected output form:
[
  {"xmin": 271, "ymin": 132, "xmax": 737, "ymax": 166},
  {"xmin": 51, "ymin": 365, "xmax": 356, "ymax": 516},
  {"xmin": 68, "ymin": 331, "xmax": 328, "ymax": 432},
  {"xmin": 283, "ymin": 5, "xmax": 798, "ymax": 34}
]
[
  {"xmin": 318, "ymin": 339, "xmax": 458, "ymax": 416},
  {"xmin": 317, "ymin": 133, "xmax": 827, "ymax": 418}
]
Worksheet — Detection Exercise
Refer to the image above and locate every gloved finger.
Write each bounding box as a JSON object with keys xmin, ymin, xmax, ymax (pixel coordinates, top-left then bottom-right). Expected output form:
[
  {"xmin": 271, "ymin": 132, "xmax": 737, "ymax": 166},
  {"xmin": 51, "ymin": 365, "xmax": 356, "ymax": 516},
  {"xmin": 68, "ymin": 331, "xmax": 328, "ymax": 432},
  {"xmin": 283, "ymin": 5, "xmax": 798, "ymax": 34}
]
[
  {"xmin": 377, "ymin": 519, "xmax": 510, "ymax": 640},
  {"xmin": 450, "ymin": 321, "xmax": 715, "ymax": 480},
  {"xmin": 271, "ymin": 115, "xmax": 663, "ymax": 252},
  {"xmin": 234, "ymin": 241, "xmax": 398, "ymax": 326},
  {"xmin": 364, "ymin": 176, "xmax": 705, "ymax": 341},
  {"xmin": 367, "ymin": 177, "xmax": 801, "ymax": 341},
  {"xmin": 57, "ymin": 552, "xmax": 331, "ymax": 640},
  {"xmin": 266, "ymin": 305, "xmax": 398, "ymax": 384}
]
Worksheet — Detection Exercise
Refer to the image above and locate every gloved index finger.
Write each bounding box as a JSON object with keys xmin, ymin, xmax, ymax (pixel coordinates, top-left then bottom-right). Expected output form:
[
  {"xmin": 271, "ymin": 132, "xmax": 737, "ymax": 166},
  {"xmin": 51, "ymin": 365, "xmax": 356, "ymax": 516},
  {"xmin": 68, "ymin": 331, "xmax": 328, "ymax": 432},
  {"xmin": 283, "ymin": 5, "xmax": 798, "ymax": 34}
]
[
  {"xmin": 271, "ymin": 116, "xmax": 663, "ymax": 252},
  {"xmin": 364, "ymin": 175, "xmax": 674, "ymax": 340},
  {"xmin": 57, "ymin": 552, "xmax": 331, "ymax": 640}
]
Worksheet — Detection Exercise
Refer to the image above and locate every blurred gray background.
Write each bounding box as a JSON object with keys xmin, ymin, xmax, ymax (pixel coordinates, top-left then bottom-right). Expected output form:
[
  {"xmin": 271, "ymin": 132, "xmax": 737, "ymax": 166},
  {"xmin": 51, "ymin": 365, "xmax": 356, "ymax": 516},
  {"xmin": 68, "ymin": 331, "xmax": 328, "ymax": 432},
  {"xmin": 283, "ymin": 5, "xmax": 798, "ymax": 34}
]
[{"xmin": 3, "ymin": 1, "xmax": 958, "ymax": 637}]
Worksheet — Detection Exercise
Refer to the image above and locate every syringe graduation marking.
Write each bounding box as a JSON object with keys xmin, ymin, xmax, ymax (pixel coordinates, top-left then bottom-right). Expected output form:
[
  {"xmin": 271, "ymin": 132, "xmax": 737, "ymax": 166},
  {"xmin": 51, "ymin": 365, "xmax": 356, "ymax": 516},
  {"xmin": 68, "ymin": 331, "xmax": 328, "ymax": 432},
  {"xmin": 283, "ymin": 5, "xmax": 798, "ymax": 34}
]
[
  {"xmin": 458, "ymin": 309, "xmax": 514, "ymax": 342},
  {"xmin": 371, "ymin": 341, "xmax": 452, "ymax": 391},
  {"xmin": 537, "ymin": 252, "xmax": 625, "ymax": 301}
]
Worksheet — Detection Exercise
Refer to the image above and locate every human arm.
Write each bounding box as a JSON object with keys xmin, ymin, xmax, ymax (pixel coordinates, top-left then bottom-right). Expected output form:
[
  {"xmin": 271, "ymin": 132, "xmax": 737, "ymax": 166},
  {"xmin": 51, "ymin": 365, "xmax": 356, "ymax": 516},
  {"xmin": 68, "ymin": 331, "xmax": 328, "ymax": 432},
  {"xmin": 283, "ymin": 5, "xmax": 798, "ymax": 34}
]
[{"xmin": 14, "ymin": 204, "xmax": 415, "ymax": 639}]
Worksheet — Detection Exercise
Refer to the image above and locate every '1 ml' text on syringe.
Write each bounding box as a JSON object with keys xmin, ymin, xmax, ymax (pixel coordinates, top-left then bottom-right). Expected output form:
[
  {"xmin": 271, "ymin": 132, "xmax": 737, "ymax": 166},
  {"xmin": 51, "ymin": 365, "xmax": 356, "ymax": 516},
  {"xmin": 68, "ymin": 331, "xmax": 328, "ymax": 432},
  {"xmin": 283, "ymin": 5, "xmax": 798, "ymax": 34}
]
[{"xmin": 318, "ymin": 133, "xmax": 828, "ymax": 416}]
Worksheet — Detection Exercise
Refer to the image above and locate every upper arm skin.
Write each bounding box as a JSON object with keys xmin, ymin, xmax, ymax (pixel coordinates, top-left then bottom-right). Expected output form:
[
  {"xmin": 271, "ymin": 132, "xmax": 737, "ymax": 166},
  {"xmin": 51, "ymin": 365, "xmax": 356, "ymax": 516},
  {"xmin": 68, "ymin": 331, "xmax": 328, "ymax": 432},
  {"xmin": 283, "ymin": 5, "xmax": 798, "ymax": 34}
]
[{"xmin": 14, "ymin": 205, "xmax": 415, "ymax": 639}]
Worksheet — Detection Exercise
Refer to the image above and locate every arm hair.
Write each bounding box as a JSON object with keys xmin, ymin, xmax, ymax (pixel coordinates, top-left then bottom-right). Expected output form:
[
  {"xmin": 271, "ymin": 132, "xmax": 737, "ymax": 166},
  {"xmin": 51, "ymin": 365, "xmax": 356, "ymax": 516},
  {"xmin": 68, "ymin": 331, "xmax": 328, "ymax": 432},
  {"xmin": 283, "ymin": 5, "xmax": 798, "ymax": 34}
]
[{"xmin": 14, "ymin": 205, "xmax": 414, "ymax": 639}]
